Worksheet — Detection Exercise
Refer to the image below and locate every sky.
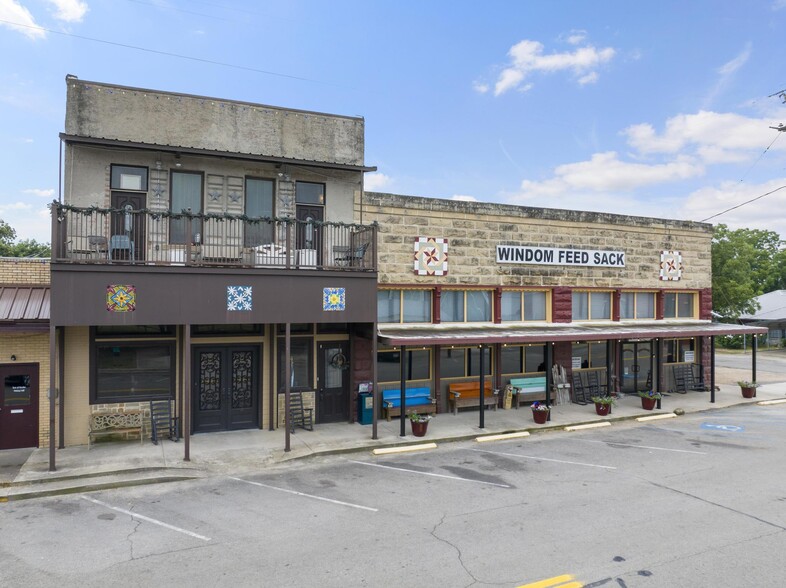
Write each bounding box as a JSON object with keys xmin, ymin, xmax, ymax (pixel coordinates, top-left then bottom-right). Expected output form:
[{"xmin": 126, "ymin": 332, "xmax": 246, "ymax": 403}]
[{"xmin": 1, "ymin": 0, "xmax": 786, "ymax": 244}]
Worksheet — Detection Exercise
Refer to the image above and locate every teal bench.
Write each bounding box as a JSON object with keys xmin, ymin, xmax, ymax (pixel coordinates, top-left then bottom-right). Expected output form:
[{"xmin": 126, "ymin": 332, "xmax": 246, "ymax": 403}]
[
  {"xmin": 381, "ymin": 387, "xmax": 436, "ymax": 421},
  {"xmin": 509, "ymin": 376, "xmax": 548, "ymax": 408}
]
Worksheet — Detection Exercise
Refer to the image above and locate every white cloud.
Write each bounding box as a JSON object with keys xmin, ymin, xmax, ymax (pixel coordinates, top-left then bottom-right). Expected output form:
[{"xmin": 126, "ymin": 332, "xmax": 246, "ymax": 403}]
[
  {"xmin": 23, "ymin": 188, "xmax": 55, "ymax": 198},
  {"xmin": 772, "ymin": 0, "xmax": 786, "ymax": 10},
  {"xmin": 472, "ymin": 80, "xmax": 489, "ymax": 94},
  {"xmin": 487, "ymin": 37, "xmax": 616, "ymax": 96},
  {"xmin": 517, "ymin": 151, "xmax": 703, "ymax": 197},
  {"xmin": 564, "ymin": 30, "xmax": 588, "ymax": 46},
  {"xmin": 0, "ymin": 0, "xmax": 46, "ymax": 39},
  {"xmin": 680, "ymin": 178, "xmax": 786, "ymax": 235},
  {"xmin": 0, "ymin": 203, "xmax": 51, "ymax": 242},
  {"xmin": 46, "ymin": 0, "xmax": 88, "ymax": 22},
  {"xmin": 364, "ymin": 172, "xmax": 391, "ymax": 191},
  {"xmin": 451, "ymin": 195, "xmax": 478, "ymax": 202},
  {"xmin": 703, "ymin": 43, "xmax": 752, "ymax": 108},
  {"xmin": 622, "ymin": 109, "xmax": 786, "ymax": 162}
]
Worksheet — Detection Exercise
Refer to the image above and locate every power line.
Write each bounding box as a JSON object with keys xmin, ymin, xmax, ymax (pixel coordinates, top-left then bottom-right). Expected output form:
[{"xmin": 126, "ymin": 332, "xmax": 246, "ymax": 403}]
[
  {"xmin": 700, "ymin": 184, "xmax": 786, "ymax": 222},
  {"xmin": 0, "ymin": 18, "xmax": 339, "ymax": 87}
]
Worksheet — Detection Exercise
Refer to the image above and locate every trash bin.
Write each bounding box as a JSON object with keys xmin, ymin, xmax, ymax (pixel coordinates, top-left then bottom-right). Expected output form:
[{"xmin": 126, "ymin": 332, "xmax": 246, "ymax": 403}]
[{"xmin": 357, "ymin": 392, "xmax": 373, "ymax": 425}]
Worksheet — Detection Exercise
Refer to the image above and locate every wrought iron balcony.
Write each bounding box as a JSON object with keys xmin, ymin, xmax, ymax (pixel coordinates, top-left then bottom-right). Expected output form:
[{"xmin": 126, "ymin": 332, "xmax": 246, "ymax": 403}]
[{"xmin": 51, "ymin": 203, "xmax": 377, "ymax": 271}]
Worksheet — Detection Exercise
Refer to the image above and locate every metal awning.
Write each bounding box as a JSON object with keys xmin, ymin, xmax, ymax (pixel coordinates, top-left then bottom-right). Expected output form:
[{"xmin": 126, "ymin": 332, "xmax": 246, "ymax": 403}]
[
  {"xmin": 378, "ymin": 320, "xmax": 768, "ymax": 346},
  {"xmin": 0, "ymin": 286, "xmax": 50, "ymax": 332}
]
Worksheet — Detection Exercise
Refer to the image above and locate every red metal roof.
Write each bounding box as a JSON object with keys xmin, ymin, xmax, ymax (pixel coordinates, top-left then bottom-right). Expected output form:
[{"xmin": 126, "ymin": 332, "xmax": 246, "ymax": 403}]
[
  {"xmin": 0, "ymin": 287, "xmax": 50, "ymax": 325},
  {"xmin": 378, "ymin": 321, "xmax": 768, "ymax": 347}
]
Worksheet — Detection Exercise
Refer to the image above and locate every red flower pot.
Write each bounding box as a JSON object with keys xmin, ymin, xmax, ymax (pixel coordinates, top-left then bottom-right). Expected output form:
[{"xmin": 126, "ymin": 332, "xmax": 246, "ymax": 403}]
[
  {"xmin": 532, "ymin": 410, "xmax": 549, "ymax": 424},
  {"xmin": 741, "ymin": 386, "xmax": 756, "ymax": 399},
  {"xmin": 410, "ymin": 420, "xmax": 429, "ymax": 437},
  {"xmin": 595, "ymin": 402, "xmax": 611, "ymax": 416},
  {"xmin": 641, "ymin": 397, "xmax": 657, "ymax": 410}
]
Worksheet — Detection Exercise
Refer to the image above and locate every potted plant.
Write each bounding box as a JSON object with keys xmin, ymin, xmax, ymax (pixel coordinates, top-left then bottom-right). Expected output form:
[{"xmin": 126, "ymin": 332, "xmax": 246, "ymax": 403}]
[
  {"xmin": 638, "ymin": 390, "xmax": 662, "ymax": 410},
  {"xmin": 737, "ymin": 381, "xmax": 759, "ymax": 399},
  {"xmin": 530, "ymin": 401, "xmax": 550, "ymax": 424},
  {"xmin": 590, "ymin": 395, "xmax": 615, "ymax": 416},
  {"xmin": 408, "ymin": 412, "xmax": 432, "ymax": 437}
]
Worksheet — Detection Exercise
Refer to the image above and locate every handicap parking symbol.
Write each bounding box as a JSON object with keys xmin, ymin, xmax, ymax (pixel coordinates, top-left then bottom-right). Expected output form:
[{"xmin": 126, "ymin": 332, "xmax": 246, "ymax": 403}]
[{"xmin": 701, "ymin": 422, "xmax": 744, "ymax": 432}]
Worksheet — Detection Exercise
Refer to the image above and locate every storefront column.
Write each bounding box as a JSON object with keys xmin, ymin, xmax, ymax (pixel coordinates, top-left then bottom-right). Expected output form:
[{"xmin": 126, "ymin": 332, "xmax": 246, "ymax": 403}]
[
  {"xmin": 48, "ymin": 324, "xmax": 56, "ymax": 472},
  {"xmin": 58, "ymin": 327, "xmax": 65, "ymax": 449},
  {"xmin": 371, "ymin": 330, "xmax": 379, "ymax": 440},
  {"xmin": 184, "ymin": 324, "xmax": 191, "ymax": 461},
  {"xmin": 655, "ymin": 338, "xmax": 662, "ymax": 409},
  {"xmin": 285, "ymin": 323, "xmax": 291, "ymax": 452},
  {"xmin": 605, "ymin": 339, "xmax": 612, "ymax": 396},
  {"xmin": 479, "ymin": 345, "xmax": 486, "ymax": 430},
  {"xmin": 399, "ymin": 345, "xmax": 407, "ymax": 437},
  {"xmin": 545, "ymin": 343, "xmax": 553, "ymax": 421},
  {"xmin": 710, "ymin": 336, "xmax": 716, "ymax": 403}
]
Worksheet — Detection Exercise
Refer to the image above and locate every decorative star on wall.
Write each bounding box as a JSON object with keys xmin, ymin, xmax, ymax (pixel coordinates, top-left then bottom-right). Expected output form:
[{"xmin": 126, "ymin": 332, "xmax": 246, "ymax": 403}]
[
  {"xmin": 414, "ymin": 237, "xmax": 448, "ymax": 276},
  {"xmin": 228, "ymin": 191, "xmax": 241, "ymax": 203},
  {"xmin": 660, "ymin": 250, "xmax": 683, "ymax": 281},
  {"xmin": 208, "ymin": 190, "xmax": 222, "ymax": 202},
  {"xmin": 152, "ymin": 183, "xmax": 166, "ymax": 200}
]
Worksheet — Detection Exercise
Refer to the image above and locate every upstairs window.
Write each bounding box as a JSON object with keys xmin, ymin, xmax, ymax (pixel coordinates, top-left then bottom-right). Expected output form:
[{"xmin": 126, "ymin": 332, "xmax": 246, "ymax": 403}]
[
  {"xmin": 620, "ymin": 292, "xmax": 656, "ymax": 319},
  {"xmin": 664, "ymin": 292, "xmax": 696, "ymax": 319},
  {"xmin": 170, "ymin": 171, "xmax": 203, "ymax": 244},
  {"xmin": 245, "ymin": 177, "xmax": 275, "ymax": 247},
  {"xmin": 111, "ymin": 165, "xmax": 148, "ymax": 191},
  {"xmin": 377, "ymin": 289, "xmax": 431, "ymax": 323},
  {"xmin": 441, "ymin": 290, "xmax": 492, "ymax": 322},
  {"xmin": 572, "ymin": 291, "xmax": 611, "ymax": 321},
  {"xmin": 296, "ymin": 181, "xmax": 325, "ymax": 205},
  {"xmin": 501, "ymin": 290, "xmax": 548, "ymax": 321}
]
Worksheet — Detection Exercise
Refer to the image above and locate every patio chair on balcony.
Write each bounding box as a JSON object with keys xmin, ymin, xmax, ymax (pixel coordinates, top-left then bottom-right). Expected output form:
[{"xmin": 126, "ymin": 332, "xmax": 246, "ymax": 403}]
[
  {"xmin": 334, "ymin": 241, "xmax": 369, "ymax": 268},
  {"xmin": 88, "ymin": 235, "xmax": 109, "ymax": 260},
  {"xmin": 110, "ymin": 235, "xmax": 135, "ymax": 261}
]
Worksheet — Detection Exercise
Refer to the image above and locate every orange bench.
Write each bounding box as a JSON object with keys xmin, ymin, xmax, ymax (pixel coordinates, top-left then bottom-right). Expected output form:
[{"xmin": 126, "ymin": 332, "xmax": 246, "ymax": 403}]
[{"xmin": 447, "ymin": 381, "xmax": 498, "ymax": 415}]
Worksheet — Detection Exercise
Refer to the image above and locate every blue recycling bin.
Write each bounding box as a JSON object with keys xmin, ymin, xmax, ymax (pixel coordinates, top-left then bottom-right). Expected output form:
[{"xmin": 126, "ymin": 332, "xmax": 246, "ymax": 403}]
[{"xmin": 357, "ymin": 392, "xmax": 374, "ymax": 425}]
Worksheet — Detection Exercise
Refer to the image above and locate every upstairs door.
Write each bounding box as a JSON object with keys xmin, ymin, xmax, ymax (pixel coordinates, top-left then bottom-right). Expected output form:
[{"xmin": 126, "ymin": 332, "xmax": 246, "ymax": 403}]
[
  {"xmin": 192, "ymin": 346, "xmax": 259, "ymax": 433},
  {"xmin": 316, "ymin": 342, "xmax": 349, "ymax": 423},
  {"xmin": 295, "ymin": 205, "xmax": 323, "ymax": 266},
  {"xmin": 0, "ymin": 364, "xmax": 39, "ymax": 449},
  {"xmin": 111, "ymin": 192, "xmax": 146, "ymax": 261}
]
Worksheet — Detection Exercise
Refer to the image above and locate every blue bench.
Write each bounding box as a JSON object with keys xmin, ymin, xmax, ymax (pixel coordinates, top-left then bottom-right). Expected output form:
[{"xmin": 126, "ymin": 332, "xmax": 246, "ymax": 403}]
[
  {"xmin": 381, "ymin": 387, "xmax": 436, "ymax": 421},
  {"xmin": 509, "ymin": 376, "xmax": 548, "ymax": 408}
]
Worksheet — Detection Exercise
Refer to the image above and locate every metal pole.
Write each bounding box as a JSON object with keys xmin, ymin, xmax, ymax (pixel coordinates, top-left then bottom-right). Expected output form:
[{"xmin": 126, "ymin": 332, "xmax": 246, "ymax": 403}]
[
  {"xmin": 48, "ymin": 325, "xmax": 56, "ymax": 472},
  {"xmin": 285, "ymin": 323, "xmax": 291, "ymax": 451},
  {"xmin": 752, "ymin": 334, "xmax": 758, "ymax": 395},
  {"xmin": 479, "ymin": 345, "xmax": 485, "ymax": 430},
  {"xmin": 184, "ymin": 323, "xmax": 191, "ymax": 461},
  {"xmin": 710, "ymin": 336, "xmax": 716, "ymax": 403},
  {"xmin": 399, "ymin": 346, "xmax": 407, "ymax": 437},
  {"xmin": 269, "ymin": 325, "xmax": 275, "ymax": 431},
  {"xmin": 371, "ymin": 325, "xmax": 379, "ymax": 440},
  {"xmin": 546, "ymin": 343, "xmax": 553, "ymax": 421},
  {"xmin": 655, "ymin": 338, "xmax": 662, "ymax": 410}
]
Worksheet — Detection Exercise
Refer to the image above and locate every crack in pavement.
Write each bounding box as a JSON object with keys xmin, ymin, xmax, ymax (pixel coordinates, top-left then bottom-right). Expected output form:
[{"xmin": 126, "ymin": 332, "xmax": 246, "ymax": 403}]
[{"xmin": 430, "ymin": 512, "xmax": 480, "ymax": 587}]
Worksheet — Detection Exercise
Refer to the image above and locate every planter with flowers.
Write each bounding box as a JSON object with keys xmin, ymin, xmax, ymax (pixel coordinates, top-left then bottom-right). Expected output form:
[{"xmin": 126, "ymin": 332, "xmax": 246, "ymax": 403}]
[
  {"xmin": 530, "ymin": 401, "xmax": 551, "ymax": 424},
  {"xmin": 590, "ymin": 395, "xmax": 615, "ymax": 416},
  {"xmin": 737, "ymin": 381, "xmax": 759, "ymax": 398},
  {"xmin": 408, "ymin": 412, "xmax": 432, "ymax": 437},
  {"xmin": 638, "ymin": 390, "xmax": 662, "ymax": 410}
]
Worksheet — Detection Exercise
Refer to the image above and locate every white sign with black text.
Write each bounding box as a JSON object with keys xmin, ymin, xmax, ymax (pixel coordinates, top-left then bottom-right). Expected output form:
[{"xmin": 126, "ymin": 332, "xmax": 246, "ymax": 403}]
[{"xmin": 496, "ymin": 245, "xmax": 626, "ymax": 268}]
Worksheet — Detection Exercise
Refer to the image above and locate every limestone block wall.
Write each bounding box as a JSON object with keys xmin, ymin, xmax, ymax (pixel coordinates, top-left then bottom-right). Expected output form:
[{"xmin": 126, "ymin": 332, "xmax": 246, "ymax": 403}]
[{"xmin": 362, "ymin": 192, "xmax": 712, "ymax": 291}]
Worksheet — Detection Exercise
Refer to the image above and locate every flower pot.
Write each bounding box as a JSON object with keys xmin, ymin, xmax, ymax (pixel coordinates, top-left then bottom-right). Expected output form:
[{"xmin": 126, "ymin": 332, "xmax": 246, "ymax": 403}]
[
  {"xmin": 741, "ymin": 386, "xmax": 756, "ymax": 399},
  {"xmin": 641, "ymin": 397, "xmax": 657, "ymax": 411},
  {"xmin": 594, "ymin": 402, "xmax": 611, "ymax": 416},
  {"xmin": 532, "ymin": 410, "xmax": 549, "ymax": 424},
  {"xmin": 410, "ymin": 420, "xmax": 429, "ymax": 437}
]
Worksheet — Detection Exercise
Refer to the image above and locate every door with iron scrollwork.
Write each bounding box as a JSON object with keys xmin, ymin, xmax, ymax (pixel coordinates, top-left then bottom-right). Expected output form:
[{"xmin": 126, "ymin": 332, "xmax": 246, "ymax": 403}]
[{"xmin": 192, "ymin": 346, "xmax": 259, "ymax": 433}]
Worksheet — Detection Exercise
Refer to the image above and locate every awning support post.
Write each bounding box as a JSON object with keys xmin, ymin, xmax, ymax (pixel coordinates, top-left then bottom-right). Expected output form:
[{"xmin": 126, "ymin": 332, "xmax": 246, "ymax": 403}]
[
  {"xmin": 400, "ymin": 345, "xmax": 407, "ymax": 437},
  {"xmin": 479, "ymin": 345, "xmax": 485, "ymax": 430}
]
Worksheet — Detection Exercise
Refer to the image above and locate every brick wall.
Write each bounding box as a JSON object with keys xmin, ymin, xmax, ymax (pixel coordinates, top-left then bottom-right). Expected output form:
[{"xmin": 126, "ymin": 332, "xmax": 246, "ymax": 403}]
[{"xmin": 0, "ymin": 258, "xmax": 50, "ymax": 284}]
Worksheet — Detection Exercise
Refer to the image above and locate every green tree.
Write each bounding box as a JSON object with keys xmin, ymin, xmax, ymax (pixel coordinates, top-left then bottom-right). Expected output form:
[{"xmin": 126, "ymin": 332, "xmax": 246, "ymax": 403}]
[
  {"xmin": 711, "ymin": 224, "xmax": 783, "ymax": 320},
  {"xmin": 0, "ymin": 219, "xmax": 50, "ymax": 258}
]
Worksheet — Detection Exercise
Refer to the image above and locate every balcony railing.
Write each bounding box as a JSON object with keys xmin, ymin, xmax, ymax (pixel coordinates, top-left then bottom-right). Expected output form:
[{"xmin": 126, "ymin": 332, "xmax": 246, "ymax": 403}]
[{"xmin": 51, "ymin": 203, "xmax": 377, "ymax": 271}]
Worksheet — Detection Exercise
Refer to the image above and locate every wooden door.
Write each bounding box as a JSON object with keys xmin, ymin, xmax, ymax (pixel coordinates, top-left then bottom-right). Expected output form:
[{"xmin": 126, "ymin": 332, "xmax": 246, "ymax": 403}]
[
  {"xmin": 316, "ymin": 342, "xmax": 349, "ymax": 423},
  {"xmin": 111, "ymin": 191, "xmax": 146, "ymax": 261}
]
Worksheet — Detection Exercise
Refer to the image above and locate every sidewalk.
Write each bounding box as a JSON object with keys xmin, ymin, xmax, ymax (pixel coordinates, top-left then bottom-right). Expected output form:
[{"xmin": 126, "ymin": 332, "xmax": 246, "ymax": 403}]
[{"xmin": 3, "ymin": 382, "xmax": 785, "ymax": 501}]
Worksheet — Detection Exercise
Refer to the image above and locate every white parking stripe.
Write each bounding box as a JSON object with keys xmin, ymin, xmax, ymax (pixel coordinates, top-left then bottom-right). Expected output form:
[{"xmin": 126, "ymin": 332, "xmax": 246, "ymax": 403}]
[
  {"xmin": 348, "ymin": 459, "xmax": 512, "ymax": 488},
  {"xmin": 229, "ymin": 477, "xmax": 378, "ymax": 512},
  {"xmin": 81, "ymin": 496, "xmax": 211, "ymax": 541},
  {"xmin": 570, "ymin": 438, "xmax": 707, "ymax": 454},
  {"xmin": 470, "ymin": 448, "xmax": 616, "ymax": 470}
]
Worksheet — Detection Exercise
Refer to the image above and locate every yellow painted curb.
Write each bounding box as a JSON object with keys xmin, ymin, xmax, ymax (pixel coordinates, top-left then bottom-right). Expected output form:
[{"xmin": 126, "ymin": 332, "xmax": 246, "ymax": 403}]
[
  {"xmin": 476, "ymin": 431, "xmax": 531, "ymax": 443},
  {"xmin": 636, "ymin": 413, "xmax": 677, "ymax": 422},
  {"xmin": 757, "ymin": 399, "xmax": 786, "ymax": 406},
  {"xmin": 372, "ymin": 443, "xmax": 437, "ymax": 455},
  {"xmin": 517, "ymin": 574, "xmax": 576, "ymax": 588},
  {"xmin": 564, "ymin": 422, "xmax": 611, "ymax": 431}
]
